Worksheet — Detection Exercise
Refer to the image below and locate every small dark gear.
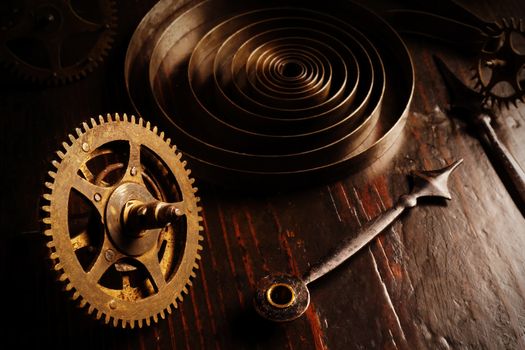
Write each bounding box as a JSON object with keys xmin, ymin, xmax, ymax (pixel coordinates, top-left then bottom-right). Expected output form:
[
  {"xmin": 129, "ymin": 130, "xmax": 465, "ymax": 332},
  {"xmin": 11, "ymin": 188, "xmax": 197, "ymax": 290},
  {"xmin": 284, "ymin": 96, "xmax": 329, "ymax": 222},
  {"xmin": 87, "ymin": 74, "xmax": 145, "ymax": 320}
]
[
  {"xmin": 474, "ymin": 17, "xmax": 525, "ymax": 109},
  {"xmin": 0, "ymin": 0, "xmax": 117, "ymax": 84}
]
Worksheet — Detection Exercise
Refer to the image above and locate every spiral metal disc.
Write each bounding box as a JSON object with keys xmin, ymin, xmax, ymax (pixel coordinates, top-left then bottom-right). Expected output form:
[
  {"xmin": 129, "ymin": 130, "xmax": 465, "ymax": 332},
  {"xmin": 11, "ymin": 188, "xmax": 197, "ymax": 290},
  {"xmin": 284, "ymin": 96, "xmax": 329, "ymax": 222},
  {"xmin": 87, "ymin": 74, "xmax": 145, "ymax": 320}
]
[{"xmin": 125, "ymin": 0, "xmax": 414, "ymax": 186}]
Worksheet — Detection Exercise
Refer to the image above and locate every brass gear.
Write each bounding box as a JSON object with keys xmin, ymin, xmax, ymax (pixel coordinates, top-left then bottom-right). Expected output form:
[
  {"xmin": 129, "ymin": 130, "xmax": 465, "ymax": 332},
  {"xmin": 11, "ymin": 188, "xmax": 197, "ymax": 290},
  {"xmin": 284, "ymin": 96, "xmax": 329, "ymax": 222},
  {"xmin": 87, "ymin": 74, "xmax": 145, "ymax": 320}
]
[
  {"xmin": 40, "ymin": 113, "xmax": 204, "ymax": 328},
  {"xmin": 474, "ymin": 18, "xmax": 525, "ymax": 109},
  {"xmin": 0, "ymin": 0, "xmax": 117, "ymax": 84}
]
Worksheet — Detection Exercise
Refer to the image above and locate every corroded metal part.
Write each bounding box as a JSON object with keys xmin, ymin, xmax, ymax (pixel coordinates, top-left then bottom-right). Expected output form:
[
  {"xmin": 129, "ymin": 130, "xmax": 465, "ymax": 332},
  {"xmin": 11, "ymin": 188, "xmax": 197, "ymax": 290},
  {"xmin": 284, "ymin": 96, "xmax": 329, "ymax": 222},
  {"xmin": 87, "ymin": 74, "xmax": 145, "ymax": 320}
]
[
  {"xmin": 384, "ymin": 2, "xmax": 524, "ymax": 109},
  {"xmin": 254, "ymin": 160, "xmax": 463, "ymax": 322},
  {"xmin": 40, "ymin": 114, "xmax": 203, "ymax": 328},
  {"xmin": 474, "ymin": 18, "xmax": 525, "ymax": 109},
  {"xmin": 125, "ymin": 0, "xmax": 414, "ymax": 186},
  {"xmin": 0, "ymin": 0, "xmax": 117, "ymax": 84},
  {"xmin": 435, "ymin": 55, "xmax": 525, "ymax": 209}
]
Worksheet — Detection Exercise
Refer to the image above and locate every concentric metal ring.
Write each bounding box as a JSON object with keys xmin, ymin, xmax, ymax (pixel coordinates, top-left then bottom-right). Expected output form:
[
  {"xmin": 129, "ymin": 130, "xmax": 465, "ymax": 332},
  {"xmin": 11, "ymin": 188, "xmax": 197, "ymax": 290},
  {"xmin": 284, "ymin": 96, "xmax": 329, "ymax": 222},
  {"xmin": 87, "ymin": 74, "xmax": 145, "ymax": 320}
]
[{"xmin": 125, "ymin": 0, "xmax": 414, "ymax": 186}]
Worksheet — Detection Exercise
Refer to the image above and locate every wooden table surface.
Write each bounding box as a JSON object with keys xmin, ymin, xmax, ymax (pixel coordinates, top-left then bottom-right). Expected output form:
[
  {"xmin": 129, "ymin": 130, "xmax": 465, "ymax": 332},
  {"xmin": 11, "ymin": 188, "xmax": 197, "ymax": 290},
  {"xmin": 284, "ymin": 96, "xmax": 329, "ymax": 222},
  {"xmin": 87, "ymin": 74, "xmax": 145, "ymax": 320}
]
[{"xmin": 2, "ymin": 1, "xmax": 525, "ymax": 349}]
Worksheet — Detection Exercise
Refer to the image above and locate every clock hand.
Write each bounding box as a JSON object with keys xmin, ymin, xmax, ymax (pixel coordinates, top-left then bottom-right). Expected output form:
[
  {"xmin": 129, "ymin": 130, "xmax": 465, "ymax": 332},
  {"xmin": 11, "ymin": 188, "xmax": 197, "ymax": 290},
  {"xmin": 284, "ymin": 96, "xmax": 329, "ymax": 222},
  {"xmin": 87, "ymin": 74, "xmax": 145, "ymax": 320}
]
[{"xmin": 254, "ymin": 159, "xmax": 463, "ymax": 322}]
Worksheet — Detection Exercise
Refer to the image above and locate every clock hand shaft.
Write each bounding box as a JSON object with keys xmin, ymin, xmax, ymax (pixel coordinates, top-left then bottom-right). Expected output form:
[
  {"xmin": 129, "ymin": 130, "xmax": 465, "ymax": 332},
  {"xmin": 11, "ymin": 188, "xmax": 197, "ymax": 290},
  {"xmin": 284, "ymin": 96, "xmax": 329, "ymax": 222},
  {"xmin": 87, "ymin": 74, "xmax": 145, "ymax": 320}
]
[
  {"xmin": 254, "ymin": 160, "xmax": 462, "ymax": 322},
  {"xmin": 303, "ymin": 203, "xmax": 405, "ymax": 284}
]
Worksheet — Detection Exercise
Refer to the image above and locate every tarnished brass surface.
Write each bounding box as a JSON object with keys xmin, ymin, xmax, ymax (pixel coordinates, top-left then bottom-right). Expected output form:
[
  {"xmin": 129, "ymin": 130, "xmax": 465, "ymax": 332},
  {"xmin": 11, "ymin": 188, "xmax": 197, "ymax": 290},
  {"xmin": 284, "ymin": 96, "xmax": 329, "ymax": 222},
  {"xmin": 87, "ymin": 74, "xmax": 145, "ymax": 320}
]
[
  {"xmin": 40, "ymin": 113, "xmax": 203, "ymax": 328},
  {"xmin": 125, "ymin": 0, "xmax": 414, "ymax": 186},
  {"xmin": 0, "ymin": 0, "xmax": 117, "ymax": 84}
]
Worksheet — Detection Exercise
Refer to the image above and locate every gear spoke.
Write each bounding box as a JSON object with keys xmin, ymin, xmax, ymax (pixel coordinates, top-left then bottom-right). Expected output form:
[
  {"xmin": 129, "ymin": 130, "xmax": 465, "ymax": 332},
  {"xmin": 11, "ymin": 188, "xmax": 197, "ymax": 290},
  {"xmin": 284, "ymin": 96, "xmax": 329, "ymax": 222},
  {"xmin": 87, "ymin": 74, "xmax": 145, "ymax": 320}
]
[
  {"xmin": 44, "ymin": 39, "xmax": 62, "ymax": 70},
  {"xmin": 87, "ymin": 238, "xmax": 119, "ymax": 283},
  {"xmin": 71, "ymin": 175, "xmax": 113, "ymax": 214},
  {"xmin": 139, "ymin": 251, "xmax": 167, "ymax": 291}
]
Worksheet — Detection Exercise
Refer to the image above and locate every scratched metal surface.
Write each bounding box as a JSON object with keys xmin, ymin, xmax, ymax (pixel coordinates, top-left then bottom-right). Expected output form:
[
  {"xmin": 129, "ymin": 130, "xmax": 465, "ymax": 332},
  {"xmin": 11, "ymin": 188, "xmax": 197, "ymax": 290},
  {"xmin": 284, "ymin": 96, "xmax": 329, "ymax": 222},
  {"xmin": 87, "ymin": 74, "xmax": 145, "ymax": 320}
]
[{"xmin": 1, "ymin": 0, "xmax": 525, "ymax": 349}]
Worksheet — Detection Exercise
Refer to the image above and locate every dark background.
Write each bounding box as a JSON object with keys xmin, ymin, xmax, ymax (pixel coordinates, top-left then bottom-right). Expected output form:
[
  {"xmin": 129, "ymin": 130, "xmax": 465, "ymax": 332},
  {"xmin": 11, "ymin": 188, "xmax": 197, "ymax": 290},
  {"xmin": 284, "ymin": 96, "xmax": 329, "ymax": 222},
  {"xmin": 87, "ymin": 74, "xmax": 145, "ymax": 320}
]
[{"xmin": 1, "ymin": 0, "xmax": 525, "ymax": 349}]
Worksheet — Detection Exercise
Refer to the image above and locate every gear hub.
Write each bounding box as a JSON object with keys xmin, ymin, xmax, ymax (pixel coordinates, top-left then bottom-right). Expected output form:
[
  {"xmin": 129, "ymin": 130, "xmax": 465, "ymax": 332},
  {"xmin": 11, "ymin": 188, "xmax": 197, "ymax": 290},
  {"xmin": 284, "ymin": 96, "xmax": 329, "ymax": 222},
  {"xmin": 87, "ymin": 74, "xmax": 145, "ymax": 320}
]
[{"xmin": 40, "ymin": 113, "xmax": 203, "ymax": 328}]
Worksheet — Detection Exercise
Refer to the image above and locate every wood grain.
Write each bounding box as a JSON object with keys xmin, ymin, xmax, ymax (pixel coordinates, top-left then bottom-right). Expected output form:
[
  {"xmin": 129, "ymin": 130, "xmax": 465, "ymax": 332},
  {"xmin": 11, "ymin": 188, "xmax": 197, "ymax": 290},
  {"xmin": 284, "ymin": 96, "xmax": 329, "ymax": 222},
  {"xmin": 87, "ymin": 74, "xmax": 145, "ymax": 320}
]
[{"xmin": 1, "ymin": 1, "xmax": 524, "ymax": 349}]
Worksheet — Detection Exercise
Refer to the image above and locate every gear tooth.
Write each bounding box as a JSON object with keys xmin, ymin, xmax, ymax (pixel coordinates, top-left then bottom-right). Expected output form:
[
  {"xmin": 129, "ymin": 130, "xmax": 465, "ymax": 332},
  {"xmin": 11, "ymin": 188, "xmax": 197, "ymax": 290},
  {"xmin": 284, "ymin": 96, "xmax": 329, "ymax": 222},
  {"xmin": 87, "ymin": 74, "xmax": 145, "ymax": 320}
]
[
  {"xmin": 45, "ymin": 181, "xmax": 54, "ymax": 189},
  {"xmin": 72, "ymin": 291, "xmax": 80, "ymax": 300},
  {"xmin": 131, "ymin": 114, "xmax": 136, "ymax": 124},
  {"xmin": 46, "ymin": 241, "xmax": 55, "ymax": 248},
  {"xmin": 113, "ymin": 318, "xmax": 119, "ymax": 328},
  {"xmin": 189, "ymin": 177, "xmax": 195, "ymax": 184},
  {"xmin": 82, "ymin": 122, "xmax": 90, "ymax": 131},
  {"xmin": 198, "ymin": 234, "xmax": 204, "ymax": 241},
  {"xmin": 115, "ymin": 113, "xmax": 121, "ymax": 121},
  {"xmin": 57, "ymin": 273, "xmax": 68, "ymax": 282},
  {"xmin": 199, "ymin": 225, "xmax": 204, "ymax": 231},
  {"xmin": 43, "ymin": 228, "xmax": 53, "ymax": 236},
  {"xmin": 43, "ymin": 193, "xmax": 52, "ymax": 201},
  {"xmin": 195, "ymin": 196, "xmax": 201, "ymax": 202},
  {"xmin": 104, "ymin": 314, "xmax": 111, "ymax": 324},
  {"xmin": 159, "ymin": 131, "xmax": 165, "ymax": 140},
  {"xmin": 145, "ymin": 317, "xmax": 151, "ymax": 327},
  {"xmin": 123, "ymin": 113, "xmax": 128, "ymax": 122},
  {"xmin": 128, "ymin": 320, "xmax": 134, "ymax": 329},
  {"xmin": 42, "ymin": 217, "xmax": 51, "ymax": 225},
  {"xmin": 152, "ymin": 126, "xmax": 158, "ymax": 135},
  {"xmin": 90, "ymin": 118, "xmax": 97, "ymax": 128},
  {"xmin": 54, "ymin": 262, "xmax": 63, "ymax": 271},
  {"xmin": 138, "ymin": 319, "xmax": 143, "ymax": 328},
  {"xmin": 153, "ymin": 314, "xmax": 159, "ymax": 323},
  {"xmin": 96, "ymin": 310, "xmax": 103, "ymax": 320},
  {"xmin": 56, "ymin": 150, "xmax": 65, "ymax": 159},
  {"xmin": 182, "ymin": 160, "xmax": 187, "ymax": 168},
  {"xmin": 42, "ymin": 205, "xmax": 51, "ymax": 213},
  {"xmin": 177, "ymin": 293, "xmax": 184, "ymax": 302},
  {"xmin": 146, "ymin": 121, "xmax": 151, "ymax": 130},
  {"xmin": 166, "ymin": 304, "xmax": 173, "ymax": 314},
  {"xmin": 87, "ymin": 305, "xmax": 95, "ymax": 315},
  {"xmin": 64, "ymin": 282, "xmax": 73, "ymax": 291},
  {"xmin": 197, "ymin": 206, "xmax": 203, "ymax": 213},
  {"xmin": 197, "ymin": 244, "xmax": 204, "ymax": 251},
  {"xmin": 50, "ymin": 252, "xmax": 59, "ymax": 260},
  {"xmin": 79, "ymin": 299, "xmax": 87, "ymax": 308},
  {"xmin": 193, "ymin": 187, "xmax": 199, "ymax": 194},
  {"xmin": 99, "ymin": 115, "xmax": 105, "ymax": 124},
  {"xmin": 52, "ymin": 160, "xmax": 60, "ymax": 169},
  {"xmin": 107, "ymin": 113, "xmax": 113, "ymax": 122},
  {"xmin": 68, "ymin": 133, "xmax": 76, "ymax": 144},
  {"xmin": 166, "ymin": 137, "xmax": 171, "ymax": 146},
  {"xmin": 193, "ymin": 262, "xmax": 200, "ymax": 270},
  {"xmin": 138, "ymin": 117, "xmax": 144, "ymax": 126},
  {"xmin": 75, "ymin": 128, "xmax": 83, "ymax": 137}
]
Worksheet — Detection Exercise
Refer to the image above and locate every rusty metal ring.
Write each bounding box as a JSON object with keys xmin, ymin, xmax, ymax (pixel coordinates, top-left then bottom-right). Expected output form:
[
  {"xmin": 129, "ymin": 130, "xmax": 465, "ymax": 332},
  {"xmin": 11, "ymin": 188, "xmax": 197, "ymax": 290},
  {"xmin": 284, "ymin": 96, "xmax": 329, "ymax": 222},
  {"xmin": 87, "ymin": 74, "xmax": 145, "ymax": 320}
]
[{"xmin": 125, "ymin": 0, "xmax": 414, "ymax": 186}]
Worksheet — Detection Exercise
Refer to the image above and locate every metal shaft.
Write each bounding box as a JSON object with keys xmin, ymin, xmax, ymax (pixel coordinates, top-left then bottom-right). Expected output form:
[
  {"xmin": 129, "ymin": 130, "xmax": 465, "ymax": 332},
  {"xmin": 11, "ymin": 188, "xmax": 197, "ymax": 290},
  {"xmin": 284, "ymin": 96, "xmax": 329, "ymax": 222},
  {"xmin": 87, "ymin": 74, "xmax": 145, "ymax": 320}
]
[
  {"xmin": 122, "ymin": 200, "xmax": 184, "ymax": 235},
  {"xmin": 303, "ymin": 197, "xmax": 411, "ymax": 284},
  {"xmin": 477, "ymin": 114, "xmax": 525, "ymax": 206}
]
